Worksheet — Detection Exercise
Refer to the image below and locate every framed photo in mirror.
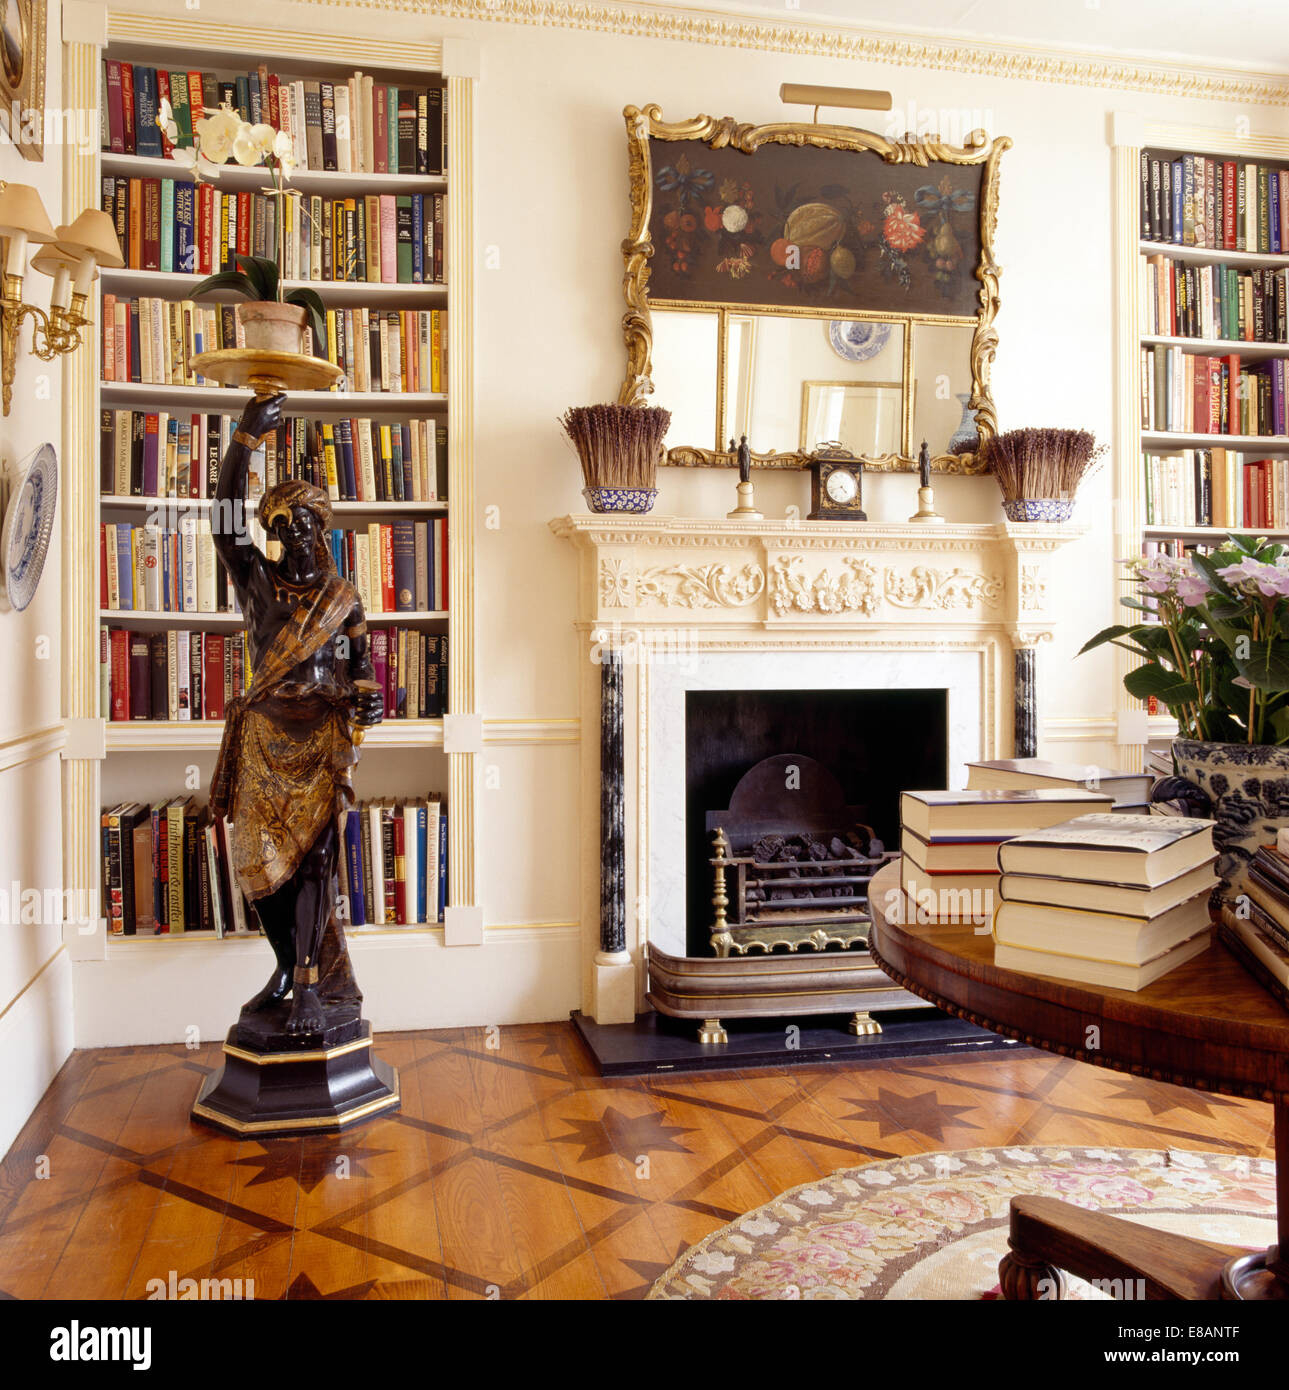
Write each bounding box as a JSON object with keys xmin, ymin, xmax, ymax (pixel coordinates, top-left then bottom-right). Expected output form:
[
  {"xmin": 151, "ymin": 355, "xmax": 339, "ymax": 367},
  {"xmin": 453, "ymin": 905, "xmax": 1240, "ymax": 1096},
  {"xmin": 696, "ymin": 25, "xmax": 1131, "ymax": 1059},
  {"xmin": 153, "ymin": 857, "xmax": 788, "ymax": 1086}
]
[
  {"xmin": 620, "ymin": 104, "xmax": 1009, "ymax": 474},
  {"xmin": 801, "ymin": 380, "xmax": 903, "ymax": 460}
]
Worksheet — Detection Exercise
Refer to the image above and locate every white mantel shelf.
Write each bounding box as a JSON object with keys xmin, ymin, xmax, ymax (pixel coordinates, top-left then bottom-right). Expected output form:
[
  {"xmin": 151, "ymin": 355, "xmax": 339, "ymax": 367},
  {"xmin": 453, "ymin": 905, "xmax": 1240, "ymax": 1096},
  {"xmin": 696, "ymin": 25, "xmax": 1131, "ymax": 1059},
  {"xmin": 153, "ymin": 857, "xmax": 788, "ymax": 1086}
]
[{"xmin": 551, "ymin": 514, "xmax": 1085, "ymax": 640}]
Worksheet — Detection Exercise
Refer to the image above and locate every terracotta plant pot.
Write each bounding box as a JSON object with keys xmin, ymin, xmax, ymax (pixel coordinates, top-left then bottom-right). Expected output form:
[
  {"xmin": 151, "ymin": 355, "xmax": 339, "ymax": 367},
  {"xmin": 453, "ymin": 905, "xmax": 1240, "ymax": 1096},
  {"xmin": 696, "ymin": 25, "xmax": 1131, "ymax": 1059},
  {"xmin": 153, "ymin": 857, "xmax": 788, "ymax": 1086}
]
[
  {"xmin": 236, "ymin": 301, "xmax": 309, "ymax": 355},
  {"xmin": 1172, "ymin": 738, "xmax": 1289, "ymax": 903}
]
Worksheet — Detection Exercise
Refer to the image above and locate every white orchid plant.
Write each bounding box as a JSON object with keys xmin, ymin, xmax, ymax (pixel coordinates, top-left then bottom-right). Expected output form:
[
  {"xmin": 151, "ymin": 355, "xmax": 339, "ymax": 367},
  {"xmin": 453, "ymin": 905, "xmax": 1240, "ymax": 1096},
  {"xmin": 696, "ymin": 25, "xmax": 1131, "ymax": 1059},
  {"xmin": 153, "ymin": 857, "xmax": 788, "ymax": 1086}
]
[{"xmin": 155, "ymin": 98, "xmax": 325, "ymax": 349}]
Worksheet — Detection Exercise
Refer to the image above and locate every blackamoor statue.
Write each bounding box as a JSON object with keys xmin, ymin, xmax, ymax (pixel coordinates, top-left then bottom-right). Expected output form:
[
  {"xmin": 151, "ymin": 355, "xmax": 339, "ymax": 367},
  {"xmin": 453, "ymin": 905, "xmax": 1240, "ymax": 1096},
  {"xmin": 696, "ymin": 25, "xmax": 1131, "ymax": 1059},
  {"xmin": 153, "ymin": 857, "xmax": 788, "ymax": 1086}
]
[{"xmin": 209, "ymin": 392, "xmax": 383, "ymax": 1037}]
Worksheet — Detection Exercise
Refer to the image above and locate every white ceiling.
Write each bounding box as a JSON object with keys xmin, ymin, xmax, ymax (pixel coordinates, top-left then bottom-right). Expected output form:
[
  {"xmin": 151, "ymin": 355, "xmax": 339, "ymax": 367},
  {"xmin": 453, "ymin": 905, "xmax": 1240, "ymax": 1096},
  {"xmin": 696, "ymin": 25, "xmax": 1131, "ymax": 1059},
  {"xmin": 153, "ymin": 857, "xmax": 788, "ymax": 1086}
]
[{"xmin": 632, "ymin": 0, "xmax": 1289, "ymax": 71}]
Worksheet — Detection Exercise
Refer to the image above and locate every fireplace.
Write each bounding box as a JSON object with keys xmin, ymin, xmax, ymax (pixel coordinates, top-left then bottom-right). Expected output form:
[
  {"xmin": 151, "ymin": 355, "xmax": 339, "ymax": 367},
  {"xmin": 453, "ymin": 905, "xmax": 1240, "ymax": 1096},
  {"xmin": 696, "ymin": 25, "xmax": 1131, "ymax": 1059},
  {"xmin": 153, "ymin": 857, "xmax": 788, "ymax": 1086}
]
[
  {"xmin": 551, "ymin": 513, "xmax": 1084, "ymax": 1027},
  {"xmin": 685, "ymin": 688, "xmax": 947, "ymax": 957}
]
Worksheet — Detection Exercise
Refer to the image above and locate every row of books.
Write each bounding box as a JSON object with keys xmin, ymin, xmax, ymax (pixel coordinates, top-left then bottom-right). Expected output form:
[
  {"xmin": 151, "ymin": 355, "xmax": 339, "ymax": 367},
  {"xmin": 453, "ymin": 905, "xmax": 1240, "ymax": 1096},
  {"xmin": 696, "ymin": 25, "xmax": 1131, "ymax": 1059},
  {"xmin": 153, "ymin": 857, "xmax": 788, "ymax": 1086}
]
[
  {"xmin": 1140, "ymin": 151, "xmax": 1289, "ymax": 254},
  {"xmin": 101, "ymin": 409, "xmax": 447, "ymax": 505},
  {"xmin": 991, "ymin": 816, "xmax": 1217, "ymax": 990},
  {"xmin": 100, "ymin": 517, "xmax": 449, "ymax": 615},
  {"xmin": 102, "ymin": 625, "xmax": 448, "ymax": 722},
  {"xmin": 1141, "ymin": 255, "xmax": 1288, "ymax": 343},
  {"xmin": 1141, "ymin": 347, "xmax": 1287, "ymax": 437},
  {"xmin": 1221, "ymin": 843, "xmax": 1289, "ymax": 1009},
  {"xmin": 341, "ymin": 799, "xmax": 448, "ymax": 927},
  {"xmin": 1143, "ymin": 449, "xmax": 1289, "ymax": 530},
  {"xmin": 103, "ymin": 177, "xmax": 446, "ymax": 284},
  {"xmin": 102, "ymin": 792, "xmax": 449, "ymax": 936},
  {"xmin": 102, "ymin": 627, "xmax": 248, "ymax": 722},
  {"xmin": 102, "ymin": 61, "xmax": 446, "ymax": 175},
  {"xmin": 102, "ymin": 297, "xmax": 447, "ymax": 395},
  {"xmin": 899, "ymin": 759, "xmax": 1153, "ymax": 920},
  {"xmin": 899, "ymin": 757, "xmax": 1218, "ymax": 991},
  {"xmin": 103, "ymin": 798, "xmax": 247, "ymax": 935}
]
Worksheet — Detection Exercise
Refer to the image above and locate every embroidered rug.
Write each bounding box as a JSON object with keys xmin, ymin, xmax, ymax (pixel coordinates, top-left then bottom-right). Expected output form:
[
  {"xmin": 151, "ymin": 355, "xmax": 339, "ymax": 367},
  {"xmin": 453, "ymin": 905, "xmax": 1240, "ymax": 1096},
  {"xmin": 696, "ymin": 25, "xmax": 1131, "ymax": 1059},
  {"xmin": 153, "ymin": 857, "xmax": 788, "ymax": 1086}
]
[{"xmin": 648, "ymin": 1146, "xmax": 1277, "ymax": 1300}]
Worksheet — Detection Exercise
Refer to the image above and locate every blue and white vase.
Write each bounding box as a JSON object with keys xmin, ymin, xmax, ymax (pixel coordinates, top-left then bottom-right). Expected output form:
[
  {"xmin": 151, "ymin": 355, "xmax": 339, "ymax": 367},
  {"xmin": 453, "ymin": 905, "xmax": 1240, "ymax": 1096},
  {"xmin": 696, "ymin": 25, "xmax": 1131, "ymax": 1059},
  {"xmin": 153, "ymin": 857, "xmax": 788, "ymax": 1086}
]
[
  {"xmin": 1172, "ymin": 738, "xmax": 1289, "ymax": 904},
  {"xmin": 947, "ymin": 393, "xmax": 979, "ymax": 455},
  {"xmin": 1001, "ymin": 498, "xmax": 1074, "ymax": 523},
  {"xmin": 583, "ymin": 485, "xmax": 658, "ymax": 515}
]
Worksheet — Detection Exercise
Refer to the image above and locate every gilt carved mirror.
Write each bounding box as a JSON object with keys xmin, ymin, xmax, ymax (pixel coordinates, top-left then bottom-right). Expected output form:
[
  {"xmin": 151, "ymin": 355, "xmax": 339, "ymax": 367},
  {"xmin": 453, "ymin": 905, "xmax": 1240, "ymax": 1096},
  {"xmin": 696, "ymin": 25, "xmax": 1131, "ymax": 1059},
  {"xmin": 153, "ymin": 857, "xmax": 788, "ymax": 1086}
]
[{"xmin": 620, "ymin": 105, "xmax": 1010, "ymax": 473}]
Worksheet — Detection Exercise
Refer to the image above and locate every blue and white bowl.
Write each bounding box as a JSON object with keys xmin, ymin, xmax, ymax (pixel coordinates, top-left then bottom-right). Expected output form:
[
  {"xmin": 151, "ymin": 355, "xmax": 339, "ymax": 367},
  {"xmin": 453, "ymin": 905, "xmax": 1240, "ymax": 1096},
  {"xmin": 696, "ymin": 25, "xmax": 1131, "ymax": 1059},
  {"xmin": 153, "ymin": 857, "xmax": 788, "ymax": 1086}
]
[
  {"xmin": 583, "ymin": 486, "xmax": 658, "ymax": 515},
  {"xmin": 1002, "ymin": 497, "xmax": 1074, "ymax": 523}
]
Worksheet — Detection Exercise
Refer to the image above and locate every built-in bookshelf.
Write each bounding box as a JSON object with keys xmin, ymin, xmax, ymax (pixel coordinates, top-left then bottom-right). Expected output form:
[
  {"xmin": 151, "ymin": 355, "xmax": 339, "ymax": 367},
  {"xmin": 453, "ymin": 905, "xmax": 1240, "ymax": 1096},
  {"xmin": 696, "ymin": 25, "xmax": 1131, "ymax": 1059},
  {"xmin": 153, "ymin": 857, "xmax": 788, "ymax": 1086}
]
[
  {"xmin": 1136, "ymin": 144, "xmax": 1289, "ymax": 544},
  {"xmin": 73, "ymin": 20, "xmax": 476, "ymax": 954},
  {"xmin": 1110, "ymin": 118, "xmax": 1289, "ymax": 765}
]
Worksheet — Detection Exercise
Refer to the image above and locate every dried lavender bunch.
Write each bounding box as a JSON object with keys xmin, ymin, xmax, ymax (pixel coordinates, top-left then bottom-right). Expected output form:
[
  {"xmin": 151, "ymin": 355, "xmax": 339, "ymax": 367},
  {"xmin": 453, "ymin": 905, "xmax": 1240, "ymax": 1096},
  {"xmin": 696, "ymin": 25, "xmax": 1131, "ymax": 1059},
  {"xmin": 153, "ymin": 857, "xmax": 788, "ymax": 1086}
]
[
  {"xmin": 984, "ymin": 427, "xmax": 1105, "ymax": 500},
  {"xmin": 559, "ymin": 404, "xmax": 671, "ymax": 490}
]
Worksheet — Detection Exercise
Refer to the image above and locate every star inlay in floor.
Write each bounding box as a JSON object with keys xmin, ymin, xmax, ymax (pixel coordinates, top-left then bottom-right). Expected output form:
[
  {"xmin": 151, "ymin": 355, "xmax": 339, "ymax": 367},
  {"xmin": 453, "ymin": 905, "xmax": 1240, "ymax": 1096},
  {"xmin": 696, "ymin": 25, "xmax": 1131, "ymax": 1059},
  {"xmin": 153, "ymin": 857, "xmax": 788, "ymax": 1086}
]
[
  {"xmin": 550, "ymin": 1106, "xmax": 696, "ymax": 1162},
  {"xmin": 0, "ymin": 1024, "xmax": 1273, "ymax": 1300},
  {"xmin": 837, "ymin": 1088, "xmax": 981, "ymax": 1142}
]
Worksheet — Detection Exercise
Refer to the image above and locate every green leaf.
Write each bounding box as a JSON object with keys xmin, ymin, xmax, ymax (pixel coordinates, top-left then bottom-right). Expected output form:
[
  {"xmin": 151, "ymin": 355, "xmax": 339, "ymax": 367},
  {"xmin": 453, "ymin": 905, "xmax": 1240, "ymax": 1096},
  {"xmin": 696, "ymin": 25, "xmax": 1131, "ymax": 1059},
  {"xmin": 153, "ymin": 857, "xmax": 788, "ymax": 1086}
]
[
  {"xmin": 1122, "ymin": 662, "xmax": 1199, "ymax": 705},
  {"xmin": 1233, "ymin": 637, "xmax": 1289, "ymax": 692},
  {"xmin": 1189, "ymin": 551, "xmax": 1236, "ymax": 600},
  {"xmin": 234, "ymin": 254, "xmax": 278, "ymax": 301},
  {"xmin": 1079, "ymin": 623, "xmax": 1138, "ymax": 655},
  {"xmin": 189, "ymin": 269, "xmax": 259, "ymax": 301}
]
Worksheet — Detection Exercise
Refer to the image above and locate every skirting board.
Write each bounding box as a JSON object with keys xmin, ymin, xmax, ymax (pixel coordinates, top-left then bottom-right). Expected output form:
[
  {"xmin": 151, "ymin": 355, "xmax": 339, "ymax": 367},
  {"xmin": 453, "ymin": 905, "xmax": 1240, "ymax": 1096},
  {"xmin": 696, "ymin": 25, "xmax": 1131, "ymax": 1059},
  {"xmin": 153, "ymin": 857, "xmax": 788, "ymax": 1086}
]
[
  {"xmin": 571, "ymin": 1008, "xmax": 1020, "ymax": 1076},
  {"xmin": 0, "ymin": 947, "xmax": 74, "ymax": 1159}
]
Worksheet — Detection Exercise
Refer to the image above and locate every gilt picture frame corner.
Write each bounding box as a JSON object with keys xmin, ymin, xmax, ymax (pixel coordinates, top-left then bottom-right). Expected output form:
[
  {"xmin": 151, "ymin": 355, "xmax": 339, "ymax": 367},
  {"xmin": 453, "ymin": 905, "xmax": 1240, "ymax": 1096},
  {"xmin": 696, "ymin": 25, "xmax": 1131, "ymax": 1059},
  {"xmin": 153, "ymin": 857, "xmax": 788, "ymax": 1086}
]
[
  {"xmin": 0, "ymin": 0, "xmax": 47, "ymax": 163},
  {"xmin": 622, "ymin": 103, "xmax": 1006, "ymax": 476}
]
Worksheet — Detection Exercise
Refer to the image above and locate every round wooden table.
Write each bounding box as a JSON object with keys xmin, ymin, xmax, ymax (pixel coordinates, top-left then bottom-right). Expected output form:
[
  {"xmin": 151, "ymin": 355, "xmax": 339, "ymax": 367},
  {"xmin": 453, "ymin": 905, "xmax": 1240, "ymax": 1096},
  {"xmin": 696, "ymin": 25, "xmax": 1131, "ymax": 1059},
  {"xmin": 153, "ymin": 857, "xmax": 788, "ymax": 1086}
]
[{"xmin": 866, "ymin": 859, "xmax": 1289, "ymax": 1300}]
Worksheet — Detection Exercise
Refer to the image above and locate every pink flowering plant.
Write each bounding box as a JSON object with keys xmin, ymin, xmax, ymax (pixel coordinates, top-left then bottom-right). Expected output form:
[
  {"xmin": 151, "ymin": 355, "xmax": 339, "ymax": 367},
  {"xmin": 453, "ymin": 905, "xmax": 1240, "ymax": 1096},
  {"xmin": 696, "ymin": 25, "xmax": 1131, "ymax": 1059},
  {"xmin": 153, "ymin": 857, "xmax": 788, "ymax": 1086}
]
[{"xmin": 1081, "ymin": 536, "xmax": 1289, "ymax": 745}]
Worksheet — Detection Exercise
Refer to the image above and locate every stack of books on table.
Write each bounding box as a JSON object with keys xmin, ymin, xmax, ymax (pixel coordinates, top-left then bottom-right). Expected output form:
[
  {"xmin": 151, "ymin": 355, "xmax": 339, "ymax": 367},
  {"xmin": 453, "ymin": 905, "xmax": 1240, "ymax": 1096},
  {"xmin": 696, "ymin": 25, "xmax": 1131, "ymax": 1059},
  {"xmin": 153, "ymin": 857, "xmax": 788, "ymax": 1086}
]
[
  {"xmin": 993, "ymin": 814, "xmax": 1218, "ymax": 990},
  {"xmin": 899, "ymin": 788, "xmax": 1114, "ymax": 923},
  {"xmin": 966, "ymin": 758, "xmax": 1155, "ymax": 813},
  {"xmin": 1220, "ymin": 845, "xmax": 1289, "ymax": 1008}
]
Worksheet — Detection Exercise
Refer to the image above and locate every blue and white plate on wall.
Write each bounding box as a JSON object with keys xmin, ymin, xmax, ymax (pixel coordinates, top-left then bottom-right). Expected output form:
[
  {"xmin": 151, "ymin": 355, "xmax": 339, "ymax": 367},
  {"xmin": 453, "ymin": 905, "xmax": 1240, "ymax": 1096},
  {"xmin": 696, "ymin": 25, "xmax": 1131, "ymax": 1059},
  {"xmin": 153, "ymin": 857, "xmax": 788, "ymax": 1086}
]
[
  {"xmin": 0, "ymin": 442, "xmax": 58, "ymax": 612},
  {"xmin": 827, "ymin": 320, "xmax": 893, "ymax": 363}
]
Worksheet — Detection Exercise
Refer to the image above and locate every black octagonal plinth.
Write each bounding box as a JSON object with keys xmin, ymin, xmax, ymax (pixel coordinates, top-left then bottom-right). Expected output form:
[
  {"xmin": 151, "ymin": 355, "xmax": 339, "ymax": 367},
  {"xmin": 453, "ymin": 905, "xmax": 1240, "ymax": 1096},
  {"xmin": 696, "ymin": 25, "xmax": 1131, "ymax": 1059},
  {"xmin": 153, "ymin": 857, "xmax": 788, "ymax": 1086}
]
[{"xmin": 192, "ymin": 1020, "xmax": 400, "ymax": 1137}]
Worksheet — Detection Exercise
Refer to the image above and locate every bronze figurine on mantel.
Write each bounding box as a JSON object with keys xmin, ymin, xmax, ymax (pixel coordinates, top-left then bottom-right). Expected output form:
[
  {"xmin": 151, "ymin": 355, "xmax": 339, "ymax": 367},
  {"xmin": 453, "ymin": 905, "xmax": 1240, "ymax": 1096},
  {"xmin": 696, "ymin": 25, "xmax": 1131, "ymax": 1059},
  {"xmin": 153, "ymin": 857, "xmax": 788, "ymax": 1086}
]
[
  {"xmin": 726, "ymin": 434, "xmax": 763, "ymax": 519},
  {"xmin": 907, "ymin": 440, "xmax": 945, "ymax": 523},
  {"xmin": 191, "ymin": 389, "xmax": 399, "ymax": 1137}
]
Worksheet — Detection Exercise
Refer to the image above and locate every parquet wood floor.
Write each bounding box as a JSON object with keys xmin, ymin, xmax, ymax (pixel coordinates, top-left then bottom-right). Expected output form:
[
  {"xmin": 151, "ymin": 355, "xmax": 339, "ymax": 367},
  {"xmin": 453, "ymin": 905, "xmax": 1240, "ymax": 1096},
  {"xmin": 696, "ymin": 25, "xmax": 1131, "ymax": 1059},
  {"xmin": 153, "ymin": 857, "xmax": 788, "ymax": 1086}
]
[{"xmin": 0, "ymin": 1025, "xmax": 1274, "ymax": 1300}]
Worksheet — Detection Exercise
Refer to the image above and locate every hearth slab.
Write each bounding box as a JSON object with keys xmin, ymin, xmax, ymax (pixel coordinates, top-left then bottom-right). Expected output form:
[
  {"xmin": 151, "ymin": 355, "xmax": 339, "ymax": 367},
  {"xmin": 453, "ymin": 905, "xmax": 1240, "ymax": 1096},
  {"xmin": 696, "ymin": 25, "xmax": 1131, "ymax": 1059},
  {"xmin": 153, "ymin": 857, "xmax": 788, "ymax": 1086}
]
[{"xmin": 570, "ymin": 1008, "xmax": 1021, "ymax": 1076}]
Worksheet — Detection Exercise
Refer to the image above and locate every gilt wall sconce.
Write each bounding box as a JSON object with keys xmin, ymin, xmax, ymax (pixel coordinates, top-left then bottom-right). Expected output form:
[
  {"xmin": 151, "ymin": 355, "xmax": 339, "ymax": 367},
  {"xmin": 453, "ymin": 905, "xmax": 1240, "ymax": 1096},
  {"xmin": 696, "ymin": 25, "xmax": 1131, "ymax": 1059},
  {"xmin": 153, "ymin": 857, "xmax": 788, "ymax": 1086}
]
[{"xmin": 0, "ymin": 183, "xmax": 123, "ymax": 415}]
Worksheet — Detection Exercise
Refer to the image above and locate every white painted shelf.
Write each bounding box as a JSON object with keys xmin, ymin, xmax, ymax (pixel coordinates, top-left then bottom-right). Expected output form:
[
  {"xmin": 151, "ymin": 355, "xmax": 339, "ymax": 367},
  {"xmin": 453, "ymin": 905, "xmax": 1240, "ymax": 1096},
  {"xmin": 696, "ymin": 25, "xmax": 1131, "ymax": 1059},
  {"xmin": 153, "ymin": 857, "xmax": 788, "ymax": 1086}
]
[
  {"xmin": 1142, "ymin": 430, "xmax": 1289, "ymax": 452},
  {"xmin": 1140, "ymin": 239, "xmax": 1289, "ymax": 268},
  {"xmin": 101, "ymin": 265, "xmax": 446, "ymax": 304},
  {"xmin": 100, "ymin": 608, "xmax": 448, "ymax": 624},
  {"xmin": 101, "ymin": 150, "xmax": 447, "ymax": 195},
  {"xmin": 105, "ymin": 718, "xmax": 444, "ymax": 751},
  {"xmin": 1142, "ymin": 524, "xmax": 1289, "ymax": 538},
  {"xmin": 99, "ymin": 379, "xmax": 447, "ymax": 414},
  {"xmin": 100, "ymin": 494, "xmax": 447, "ymax": 513},
  {"xmin": 1140, "ymin": 335, "xmax": 1289, "ymax": 360}
]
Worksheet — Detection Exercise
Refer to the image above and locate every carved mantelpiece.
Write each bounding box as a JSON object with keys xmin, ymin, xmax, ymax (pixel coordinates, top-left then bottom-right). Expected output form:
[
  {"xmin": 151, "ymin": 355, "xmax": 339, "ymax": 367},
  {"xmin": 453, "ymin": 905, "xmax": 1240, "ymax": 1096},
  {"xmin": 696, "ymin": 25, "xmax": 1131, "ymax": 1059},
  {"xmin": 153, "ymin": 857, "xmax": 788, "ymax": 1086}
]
[
  {"xmin": 553, "ymin": 515, "xmax": 1079, "ymax": 639},
  {"xmin": 551, "ymin": 514, "xmax": 1085, "ymax": 1026}
]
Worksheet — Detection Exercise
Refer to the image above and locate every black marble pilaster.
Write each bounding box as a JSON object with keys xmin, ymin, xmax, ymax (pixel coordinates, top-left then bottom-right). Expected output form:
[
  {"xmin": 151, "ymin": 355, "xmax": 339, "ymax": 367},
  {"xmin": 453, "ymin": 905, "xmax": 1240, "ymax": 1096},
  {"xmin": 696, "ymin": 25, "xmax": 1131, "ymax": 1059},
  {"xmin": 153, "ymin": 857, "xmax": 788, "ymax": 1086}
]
[
  {"xmin": 1014, "ymin": 644, "xmax": 1037, "ymax": 758},
  {"xmin": 600, "ymin": 641, "xmax": 626, "ymax": 955}
]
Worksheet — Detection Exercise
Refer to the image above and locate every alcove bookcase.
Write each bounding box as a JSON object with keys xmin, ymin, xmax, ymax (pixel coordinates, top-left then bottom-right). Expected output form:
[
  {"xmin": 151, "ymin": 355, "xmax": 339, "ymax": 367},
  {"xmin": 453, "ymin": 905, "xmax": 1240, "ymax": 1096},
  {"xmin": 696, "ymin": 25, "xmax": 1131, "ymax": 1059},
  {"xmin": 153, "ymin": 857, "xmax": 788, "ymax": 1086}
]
[
  {"xmin": 60, "ymin": 7, "xmax": 480, "ymax": 1042},
  {"xmin": 1110, "ymin": 113, "xmax": 1289, "ymax": 770}
]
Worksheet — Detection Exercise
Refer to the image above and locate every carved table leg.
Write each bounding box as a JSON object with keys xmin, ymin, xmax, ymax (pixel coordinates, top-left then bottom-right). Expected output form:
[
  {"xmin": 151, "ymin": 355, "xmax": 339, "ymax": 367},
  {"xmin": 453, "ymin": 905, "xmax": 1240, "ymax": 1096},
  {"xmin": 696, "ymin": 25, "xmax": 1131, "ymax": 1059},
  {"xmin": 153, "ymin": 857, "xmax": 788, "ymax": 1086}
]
[
  {"xmin": 848, "ymin": 1010, "xmax": 882, "ymax": 1036},
  {"xmin": 998, "ymin": 1247, "xmax": 1066, "ymax": 1301},
  {"xmin": 697, "ymin": 1018, "xmax": 728, "ymax": 1045},
  {"xmin": 1003, "ymin": 1195, "xmax": 1247, "ymax": 1301}
]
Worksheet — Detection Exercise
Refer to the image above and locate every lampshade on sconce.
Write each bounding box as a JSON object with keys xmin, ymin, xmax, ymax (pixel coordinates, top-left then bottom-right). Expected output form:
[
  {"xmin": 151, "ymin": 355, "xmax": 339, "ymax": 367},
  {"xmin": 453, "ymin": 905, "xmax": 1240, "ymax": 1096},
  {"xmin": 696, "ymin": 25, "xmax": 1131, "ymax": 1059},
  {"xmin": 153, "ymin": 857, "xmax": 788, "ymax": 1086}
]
[
  {"xmin": 0, "ymin": 181, "xmax": 56, "ymax": 280},
  {"xmin": 0, "ymin": 183, "xmax": 117, "ymax": 415},
  {"xmin": 31, "ymin": 242, "xmax": 91, "ymax": 314}
]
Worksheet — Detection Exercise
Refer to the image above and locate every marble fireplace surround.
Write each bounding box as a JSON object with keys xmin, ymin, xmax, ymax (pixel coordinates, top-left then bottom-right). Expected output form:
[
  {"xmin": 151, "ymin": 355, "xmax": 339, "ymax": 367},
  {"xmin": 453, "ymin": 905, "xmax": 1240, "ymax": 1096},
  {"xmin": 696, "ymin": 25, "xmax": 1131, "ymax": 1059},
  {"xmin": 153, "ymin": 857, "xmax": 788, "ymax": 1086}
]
[{"xmin": 551, "ymin": 515, "xmax": 1084, "ymax": 1024}]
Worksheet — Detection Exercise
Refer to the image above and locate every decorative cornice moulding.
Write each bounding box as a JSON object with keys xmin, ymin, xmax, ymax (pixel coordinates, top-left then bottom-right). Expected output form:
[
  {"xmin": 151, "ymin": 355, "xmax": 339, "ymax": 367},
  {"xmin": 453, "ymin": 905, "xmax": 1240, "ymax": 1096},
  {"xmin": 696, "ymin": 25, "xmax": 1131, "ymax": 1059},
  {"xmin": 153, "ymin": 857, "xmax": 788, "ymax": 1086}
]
[{"xmin": 306, "ymin": 0, "xmax": 1289, "ymax": 106}]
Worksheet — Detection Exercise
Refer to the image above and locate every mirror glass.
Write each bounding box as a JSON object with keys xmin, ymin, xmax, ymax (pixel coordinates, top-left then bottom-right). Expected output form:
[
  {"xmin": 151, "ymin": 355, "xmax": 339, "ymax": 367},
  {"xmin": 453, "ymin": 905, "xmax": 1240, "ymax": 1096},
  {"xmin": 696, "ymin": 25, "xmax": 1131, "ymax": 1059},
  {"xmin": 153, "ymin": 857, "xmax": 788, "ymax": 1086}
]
[
  {"xmin": 650, "ymin": 308, "xmax": 720, "ymax": 450},
  {"xmin": 910, "ymin": 321, "xmax": 980, "ymax": 460}
]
